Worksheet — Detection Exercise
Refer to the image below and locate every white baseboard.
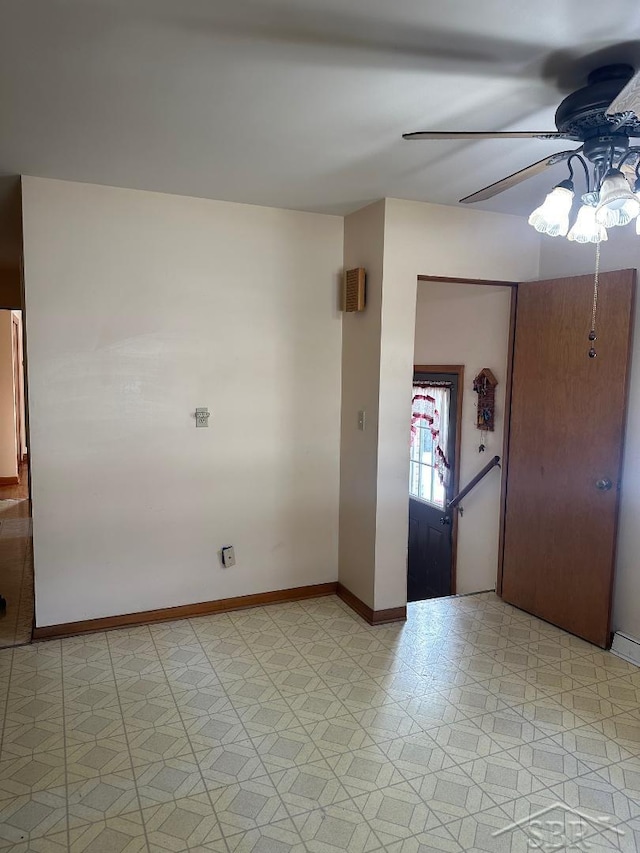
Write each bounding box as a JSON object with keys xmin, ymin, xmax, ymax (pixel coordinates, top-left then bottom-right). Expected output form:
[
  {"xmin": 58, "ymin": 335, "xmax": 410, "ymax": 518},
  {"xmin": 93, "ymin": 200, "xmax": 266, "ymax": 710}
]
[{"xmin": 611, "ymin": 632, "xmax": 640, "ymax": 667}]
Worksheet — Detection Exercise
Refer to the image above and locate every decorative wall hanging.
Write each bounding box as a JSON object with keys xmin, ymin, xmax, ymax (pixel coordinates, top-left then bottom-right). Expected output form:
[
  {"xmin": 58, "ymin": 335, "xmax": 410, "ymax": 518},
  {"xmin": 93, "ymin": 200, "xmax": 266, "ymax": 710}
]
[
  {"xmin": 473, "ymin": 368, "xmax": 498, "ymax": 453},
  {"xmin": 342, "ymin": 268, "xmax": 366, "ymax": 312}
]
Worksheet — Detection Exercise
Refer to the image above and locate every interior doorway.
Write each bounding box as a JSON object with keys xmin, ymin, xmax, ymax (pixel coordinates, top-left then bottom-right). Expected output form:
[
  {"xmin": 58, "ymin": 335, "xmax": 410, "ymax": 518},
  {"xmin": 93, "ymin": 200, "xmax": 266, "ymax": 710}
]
[
  {"xmin": 408, "ymin": 367, "xmax": 462, "ymax": 602},
  {"xmin": 411, "ymin": 270, "xmax": 634, "ymax": 649},
  {"xmin": 0, "ymin": 308, "xmax": 32, "ymax": 647},
  {"xmin": 411, "ymin": 278, "xmax": 513, "ymax": 602}
]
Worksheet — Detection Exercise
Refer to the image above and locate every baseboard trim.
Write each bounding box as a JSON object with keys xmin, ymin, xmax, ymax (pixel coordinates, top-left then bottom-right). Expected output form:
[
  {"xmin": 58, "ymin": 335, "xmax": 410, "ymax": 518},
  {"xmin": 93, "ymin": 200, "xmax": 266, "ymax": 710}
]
[
  {"xmin": 33, "ymin": 581, "xmax": 338, "ymax": 641},
  {"xmin": 0, "ymin": 475, "xmax": 20, "ymax": 486},
  {"xmin": 336, "ymin": 582, "xmax": 406, "ymax": 625}
]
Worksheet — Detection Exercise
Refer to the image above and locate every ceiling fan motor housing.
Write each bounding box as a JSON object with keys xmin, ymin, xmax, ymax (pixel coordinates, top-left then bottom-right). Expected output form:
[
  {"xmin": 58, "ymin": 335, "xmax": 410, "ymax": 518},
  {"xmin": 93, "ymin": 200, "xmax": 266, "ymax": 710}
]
[{"xmin": 555, "ymin": 64, "xmax": 640, "ymax": 166}]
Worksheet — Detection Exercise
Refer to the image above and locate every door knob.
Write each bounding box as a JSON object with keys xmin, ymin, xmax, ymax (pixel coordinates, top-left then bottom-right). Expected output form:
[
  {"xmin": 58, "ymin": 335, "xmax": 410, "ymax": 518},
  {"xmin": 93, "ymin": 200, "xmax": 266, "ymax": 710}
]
[
  {"xmin": 595, "ymin": 478, "xmax": 613, "ymax": 491},
  {"xmin": 440, "ymin": 516, "xmax": 451, "ymax": 526}
]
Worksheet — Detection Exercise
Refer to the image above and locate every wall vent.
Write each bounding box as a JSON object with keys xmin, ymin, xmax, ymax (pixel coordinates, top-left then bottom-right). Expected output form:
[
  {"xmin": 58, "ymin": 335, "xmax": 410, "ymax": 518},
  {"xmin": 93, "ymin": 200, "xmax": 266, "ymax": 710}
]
[
  {"xmin": 343, "ymin": 267, "xmax": 366, "ymax": 312},
  {"xmin": 611, "ymin": 631, "xmax": 640, "ymax": 667}
]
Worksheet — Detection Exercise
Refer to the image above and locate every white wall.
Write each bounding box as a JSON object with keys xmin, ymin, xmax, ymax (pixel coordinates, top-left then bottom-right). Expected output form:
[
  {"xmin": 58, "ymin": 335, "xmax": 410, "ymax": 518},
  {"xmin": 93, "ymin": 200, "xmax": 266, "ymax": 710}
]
[
  {"xmin": 22, "ymin": 177, "xmax": 343, "ymax": 627},
  {"xmin": 339, "ymin": 202, "xmax": 385, "ymax": 609},
  {"xmin": 414, "ymin": 282, "xmax": 512, "ymax": 594},
  {"xmin": 539, "ymin": 230, "xmax": 640, "ymax": 640}
]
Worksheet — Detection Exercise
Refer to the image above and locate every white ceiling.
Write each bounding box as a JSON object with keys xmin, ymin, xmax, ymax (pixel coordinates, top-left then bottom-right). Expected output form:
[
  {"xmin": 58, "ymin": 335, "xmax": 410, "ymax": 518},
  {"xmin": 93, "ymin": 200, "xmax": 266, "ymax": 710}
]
[{"xmin": 2, "ymin": 0, "xmax": 640, "ymax": 256}]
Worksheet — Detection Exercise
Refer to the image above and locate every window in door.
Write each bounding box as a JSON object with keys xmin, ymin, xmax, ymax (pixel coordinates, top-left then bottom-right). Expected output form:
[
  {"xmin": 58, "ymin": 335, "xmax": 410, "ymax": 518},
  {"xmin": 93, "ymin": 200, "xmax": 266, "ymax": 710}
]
[{"xmin": 409, "ymin": 383, "xmax": 450, "ymax": 509}]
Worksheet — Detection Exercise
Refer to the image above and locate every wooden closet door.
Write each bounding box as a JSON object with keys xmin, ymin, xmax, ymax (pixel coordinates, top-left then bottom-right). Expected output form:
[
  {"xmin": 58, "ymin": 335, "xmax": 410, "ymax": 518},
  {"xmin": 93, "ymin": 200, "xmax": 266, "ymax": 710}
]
[{"xmin": 501, "ymin": 269, "xmax": 635, "ymax": 648}]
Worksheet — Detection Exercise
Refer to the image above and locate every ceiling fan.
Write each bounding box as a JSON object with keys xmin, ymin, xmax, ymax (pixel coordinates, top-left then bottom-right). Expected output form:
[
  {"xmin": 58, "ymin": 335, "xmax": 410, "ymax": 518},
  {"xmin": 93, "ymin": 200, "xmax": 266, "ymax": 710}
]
[{"xmin": 404, "ymin": 63, "xmax": 640, "ymax": 242}]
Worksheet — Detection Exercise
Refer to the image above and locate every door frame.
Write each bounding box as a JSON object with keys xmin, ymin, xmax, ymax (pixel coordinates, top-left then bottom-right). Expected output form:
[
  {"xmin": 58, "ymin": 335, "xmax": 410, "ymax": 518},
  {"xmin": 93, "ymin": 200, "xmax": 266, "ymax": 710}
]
[
  {"xmin": 0, "ymin": 279, "xmax": 33, "ymax": 644},
  {"xmin": 416, "ymin": 276, "xmax": 518, "ymax": 596},
  {"xmin": 10, "ymin": 312, "xmax": 25, "ymax": 474},
  {"xmin": 413, "ymin": 363, "xmax": 464, "ymax": 595}
]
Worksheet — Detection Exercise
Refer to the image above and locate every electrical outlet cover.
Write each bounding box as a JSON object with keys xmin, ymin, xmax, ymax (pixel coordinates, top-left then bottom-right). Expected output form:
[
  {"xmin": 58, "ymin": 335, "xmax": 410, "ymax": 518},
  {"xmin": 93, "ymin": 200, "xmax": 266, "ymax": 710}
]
[
  {"xmin": 221, "ymin": 546, "xmax": 236, "ymax": 568},
  {"xmin": 196, "ymin": 407, "xmax": 210, "ymax": 428}
]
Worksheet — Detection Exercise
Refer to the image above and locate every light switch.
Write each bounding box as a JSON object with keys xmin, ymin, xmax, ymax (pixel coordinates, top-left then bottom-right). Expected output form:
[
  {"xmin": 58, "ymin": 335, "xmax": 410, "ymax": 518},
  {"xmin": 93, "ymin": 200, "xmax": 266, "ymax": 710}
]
[
  {"xmin": 358, "ymin": 410, "xmax": 366, "ymax": 431},
  {"xmin": 196, "ymin": 407, "xmax": 210, "ymax": 428}
]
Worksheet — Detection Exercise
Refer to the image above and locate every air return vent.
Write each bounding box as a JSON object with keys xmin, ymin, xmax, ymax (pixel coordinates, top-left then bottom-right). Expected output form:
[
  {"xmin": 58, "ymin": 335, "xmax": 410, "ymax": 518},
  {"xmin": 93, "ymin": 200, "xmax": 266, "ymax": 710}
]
[
  {"xmin": 343, "ymin": 267, "xmax": 366, "ymax": 312},
  {"xmin": 611, "ymin": 632, "xmax": 640, "ymax": 667}
]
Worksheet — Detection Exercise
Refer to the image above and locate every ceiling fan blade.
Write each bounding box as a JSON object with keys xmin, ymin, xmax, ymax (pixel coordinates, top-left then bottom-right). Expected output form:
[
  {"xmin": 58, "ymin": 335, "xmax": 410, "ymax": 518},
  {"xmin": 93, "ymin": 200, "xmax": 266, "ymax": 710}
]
[
  {"xmin": 606, "ymin": 69, "xmax": 640, "ymax": 120},
  {"xmin": 403, "ymin": 131, "xmax": 578, "ymax": 141},
  {"xmin": 459, "ymin": 149, "xmax": 580, "ymax": 204}
]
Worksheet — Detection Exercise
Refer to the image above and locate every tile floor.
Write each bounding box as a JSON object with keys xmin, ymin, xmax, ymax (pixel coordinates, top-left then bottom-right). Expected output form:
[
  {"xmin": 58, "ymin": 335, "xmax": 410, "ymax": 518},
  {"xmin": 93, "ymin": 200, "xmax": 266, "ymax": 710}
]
[{"xmin": 0, "ymin": 592, "xmax": 639, "ymax": 852}]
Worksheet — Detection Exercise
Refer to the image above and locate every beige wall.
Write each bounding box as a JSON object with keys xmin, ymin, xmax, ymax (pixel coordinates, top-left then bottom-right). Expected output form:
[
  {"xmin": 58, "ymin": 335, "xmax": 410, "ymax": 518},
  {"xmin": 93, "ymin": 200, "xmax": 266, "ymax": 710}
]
[
  {"xmin": 21, "ymin": 175, "xmax": 639, "ymax": 637},
  {"xmin": 339, "ymin": 202, "xmax": 385, "ymax": 609},
  {"xmin": 539, "ymin": 230, "xmax": 640, "ymax": 641},
  {"xmin": 12, "ymin": 311, "xmax": 26, "ymax": 460},
  {"xmin": 22, "ymin": 177, "xmax": 344, "ymax": 627},
  {"xmin": 374, "ymin": 199, "xmax": 540, "ymax": 611},
  {"xmin": 0, "ymin": 311, "xmax": 18, "ymax": 480},
  {"xmin": 340, "ymin": 197, "xmax": 540, "ymax": 612},
  {"xmin": 414, "ymin": 281, "xmax": 513, "ymax": 594}
]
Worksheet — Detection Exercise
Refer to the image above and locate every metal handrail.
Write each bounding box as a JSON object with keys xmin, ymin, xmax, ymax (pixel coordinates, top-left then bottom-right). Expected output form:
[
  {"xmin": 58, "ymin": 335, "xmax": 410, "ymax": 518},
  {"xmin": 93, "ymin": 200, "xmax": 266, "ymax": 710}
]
[{"xmin": 447, "ymin": 455, "xmax": 500, "ymax": 511}]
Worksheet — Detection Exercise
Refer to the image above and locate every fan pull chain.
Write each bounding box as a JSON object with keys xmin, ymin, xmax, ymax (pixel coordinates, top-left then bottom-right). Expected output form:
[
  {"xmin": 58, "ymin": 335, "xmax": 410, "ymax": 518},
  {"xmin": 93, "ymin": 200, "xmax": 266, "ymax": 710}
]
[{"xmin": 588, "ymin": 240, "xmax": 601, "ymax": 358}]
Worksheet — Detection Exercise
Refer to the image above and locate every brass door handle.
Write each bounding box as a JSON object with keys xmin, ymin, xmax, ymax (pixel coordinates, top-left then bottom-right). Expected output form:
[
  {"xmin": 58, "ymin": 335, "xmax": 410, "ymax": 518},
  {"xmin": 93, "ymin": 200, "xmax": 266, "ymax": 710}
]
[{"xmin": 595, "ymin": 478, "xmax": 613, "ymax": 491}]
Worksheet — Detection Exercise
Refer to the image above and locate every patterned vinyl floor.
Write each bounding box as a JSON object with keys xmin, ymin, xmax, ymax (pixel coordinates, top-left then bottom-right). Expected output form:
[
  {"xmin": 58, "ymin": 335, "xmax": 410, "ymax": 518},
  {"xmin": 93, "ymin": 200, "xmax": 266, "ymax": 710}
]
[{"xmin": 0, "ymin": 592, "xmax": 638, "ymax": 852}]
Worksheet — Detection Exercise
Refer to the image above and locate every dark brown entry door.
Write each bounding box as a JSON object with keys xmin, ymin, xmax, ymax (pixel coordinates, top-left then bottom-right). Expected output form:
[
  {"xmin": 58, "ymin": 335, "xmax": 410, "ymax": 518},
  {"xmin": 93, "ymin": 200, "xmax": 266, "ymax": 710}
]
[
  {"xmin": 408, "ymin": 371, "xmax": 460, "ymax": 602},
  {"xmin": 501, "ymin": 269, "xmax": 635, "ymax": 648}
]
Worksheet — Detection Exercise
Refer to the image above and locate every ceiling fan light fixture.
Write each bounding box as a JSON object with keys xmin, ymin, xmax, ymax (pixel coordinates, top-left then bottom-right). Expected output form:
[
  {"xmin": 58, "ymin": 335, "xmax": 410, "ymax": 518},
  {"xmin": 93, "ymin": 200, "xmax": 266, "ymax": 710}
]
[
  {"xmin": 595, "ymin": 169, "xmax": 640, "ymax": 227},
  {"xmin": 567, "ymin": 200, "xmax": 608, "ymax": 243},
  {"xmin": 528, "ymin": 180, "xmax": 574, "ymax": 237}
]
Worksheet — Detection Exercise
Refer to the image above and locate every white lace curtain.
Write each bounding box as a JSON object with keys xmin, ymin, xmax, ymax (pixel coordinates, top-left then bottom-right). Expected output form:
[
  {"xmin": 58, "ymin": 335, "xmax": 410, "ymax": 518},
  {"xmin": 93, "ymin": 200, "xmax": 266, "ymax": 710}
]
[{"xmin": 411, "ymin": 383, "xmax": 451, "ymax": 485}]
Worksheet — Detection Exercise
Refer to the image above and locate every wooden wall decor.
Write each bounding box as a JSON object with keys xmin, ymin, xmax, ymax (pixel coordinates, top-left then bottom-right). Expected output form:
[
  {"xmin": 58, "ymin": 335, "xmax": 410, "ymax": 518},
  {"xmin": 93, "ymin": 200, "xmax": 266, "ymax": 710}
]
[
  {"xmin": 473, "ymin": 368, "xmax": 498, "ymax": 451},
  {"xmin": 343, "ymin": 268, "xmax": 366, "ymax": 312}
]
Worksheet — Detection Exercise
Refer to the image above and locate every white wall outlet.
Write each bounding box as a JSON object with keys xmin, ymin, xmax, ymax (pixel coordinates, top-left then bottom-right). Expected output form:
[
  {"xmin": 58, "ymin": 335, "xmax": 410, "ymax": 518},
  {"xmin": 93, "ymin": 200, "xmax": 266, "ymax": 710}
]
[
  {"xmin": 358, "ymin": 410, "xmax": 366, "ymax": 431},
  {"xmin": 221, "ymin": 545, "xmax": 236, "ymax": 568},
  {"xmin": 196, "ymin": 407, "xmax": 210, "ymax": 428}
]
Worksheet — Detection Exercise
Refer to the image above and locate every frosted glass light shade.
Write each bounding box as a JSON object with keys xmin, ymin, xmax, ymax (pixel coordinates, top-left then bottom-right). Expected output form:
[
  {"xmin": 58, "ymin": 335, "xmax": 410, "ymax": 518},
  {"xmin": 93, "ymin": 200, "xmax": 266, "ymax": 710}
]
[
  {"xmin": 567, "ymin": 203, "xmax": 608, "ymax": 243},
  {"xmin": 528, "ymin": 184, "xmax": 574, "ymax": 237},
  {"xmin": 595, "ymin": 169, "xmax": 640, "ymax": 227}
]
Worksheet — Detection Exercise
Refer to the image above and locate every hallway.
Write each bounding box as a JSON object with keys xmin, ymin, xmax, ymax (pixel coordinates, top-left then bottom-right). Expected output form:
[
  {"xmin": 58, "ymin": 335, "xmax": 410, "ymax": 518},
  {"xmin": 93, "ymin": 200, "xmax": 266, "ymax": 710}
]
[{"xmin": 0, "ymin": 496, "xmax": 33, "ymax": 648}]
